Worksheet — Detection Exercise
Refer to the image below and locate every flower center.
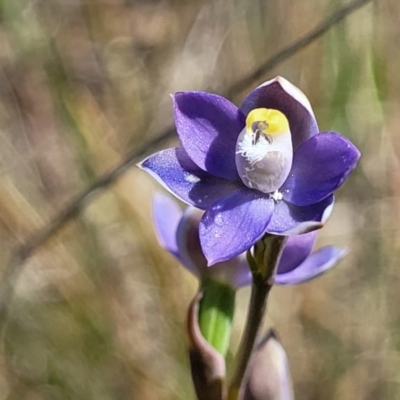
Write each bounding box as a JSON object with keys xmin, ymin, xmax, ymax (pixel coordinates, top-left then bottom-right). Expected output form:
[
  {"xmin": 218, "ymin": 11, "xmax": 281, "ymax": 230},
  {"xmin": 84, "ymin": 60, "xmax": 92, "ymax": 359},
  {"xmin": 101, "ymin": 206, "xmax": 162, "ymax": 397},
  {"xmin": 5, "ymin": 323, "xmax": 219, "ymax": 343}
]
[
  {"xmin": 235, "ymin": 108, "xmax": 293, "ymax": 194},
  {"xmin": 245, "ymin": 108, "xmax": 290, "ymax": 137}
]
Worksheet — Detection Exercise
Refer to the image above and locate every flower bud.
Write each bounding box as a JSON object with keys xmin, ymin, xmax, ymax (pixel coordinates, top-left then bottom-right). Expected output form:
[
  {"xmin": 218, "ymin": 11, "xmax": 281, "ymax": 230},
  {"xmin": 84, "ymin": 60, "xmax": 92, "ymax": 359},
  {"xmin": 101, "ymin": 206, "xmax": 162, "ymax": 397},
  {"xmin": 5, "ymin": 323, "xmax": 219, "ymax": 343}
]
[{"xmin": 242, "ymin": 330, "xmax": 294, "ymax": 400}]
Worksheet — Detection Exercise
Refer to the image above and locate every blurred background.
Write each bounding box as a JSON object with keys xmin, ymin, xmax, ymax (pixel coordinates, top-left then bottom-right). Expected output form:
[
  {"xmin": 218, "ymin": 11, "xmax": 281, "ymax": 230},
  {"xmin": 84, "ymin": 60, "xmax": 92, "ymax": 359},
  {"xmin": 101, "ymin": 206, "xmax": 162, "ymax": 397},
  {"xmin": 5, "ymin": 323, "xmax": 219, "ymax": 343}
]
[{"xmin": 0, "ymin": 0, "xmax": 397, "ymax": 399}]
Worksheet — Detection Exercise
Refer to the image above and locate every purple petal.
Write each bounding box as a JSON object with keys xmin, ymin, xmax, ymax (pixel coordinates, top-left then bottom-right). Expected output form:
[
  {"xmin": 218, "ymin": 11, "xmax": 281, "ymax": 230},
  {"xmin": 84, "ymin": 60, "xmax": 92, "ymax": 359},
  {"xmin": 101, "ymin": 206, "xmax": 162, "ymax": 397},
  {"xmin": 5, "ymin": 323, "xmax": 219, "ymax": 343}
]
[
  {"xmin": 210, "ymin": 254, "xmax": 252, "ymax": 288},
  {"xmin": 153, "ymin": 194, "xmax": 183, "ymax": 261},
  {"xmin": 176, "ymin": 207, "xmax": 207, "ymax": 277},
  {"xmin": 199, "ymin": 189, "xmax": 274, "ymax": 265},
  {"xmin": 267, "ymin": 196, "xmax": 334, "ymax": 235},
  {"xmin": 177, "ymin": 207, "xmax": 252, "ymax": 288},
  {"xmin": 275, "ymin": 246, "xmax": 347, "ymax": 285},
  {"xmin": 139, "ymin": 147, "xmax": 242, "ymax": 209},
  {"xmin": 277, "ymin": 232, "xmax": 317, "ymax": 274},
  {"xmin": 240, "ymin": 76, "xmax": 318, "ymax": 151},
  {"xmin": 173, "ymin": 91, "xmax": 245, "ymax": 180},
  {"xmin": 281, "ymin": 132, "xmax": 361, "ymax": 206}
]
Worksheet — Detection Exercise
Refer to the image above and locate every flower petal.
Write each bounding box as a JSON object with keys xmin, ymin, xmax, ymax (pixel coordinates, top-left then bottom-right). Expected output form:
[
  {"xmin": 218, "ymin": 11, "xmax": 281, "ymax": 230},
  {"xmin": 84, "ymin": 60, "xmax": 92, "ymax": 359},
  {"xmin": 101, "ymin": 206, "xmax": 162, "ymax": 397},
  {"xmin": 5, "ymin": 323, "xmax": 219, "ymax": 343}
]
[
  {"xmin": 177, "ymin": 207, "xmax": 252, "ymax": 287},
  {"xmin": 199, "ymin": 254, "xmax": 253, "ymax": 288},
  {"xmin": 275, "ymin": 246, "xmax": 347, "ymax": 285},
  {"xmin": 176, "ymin": 207, "xmax": 207, "ymax": 277},
  {"xmin": 173, "ymin": 91, "xmax": 245, "ymax": 180},
  {"xmin": 139, "ymin": 147, "xmax": 241, "ymax": 209},
  {"xmin": 240, "ymin": 76, "xmax": 318, "ymax": 150},
  {"xmin": 153, "ymin": 194, "xmax": 183, "ymax": 262},
  {"xmin": 267, "ymin": 196, "xmax": 334, "ymax": 235},
  {"xmin": 199, "ymin": 189, "xmax": 274, "ymax": 265},
  {"xmin": 210, "ymin": 254, "xmax": 252, "ymax": 288},
  {"xmin": 281, "ymin": 132, "xmax": 361, "ymax": 206},
  {"xmin": 277, "ymin": 232, "xmax": 317, "ymax": 274}
]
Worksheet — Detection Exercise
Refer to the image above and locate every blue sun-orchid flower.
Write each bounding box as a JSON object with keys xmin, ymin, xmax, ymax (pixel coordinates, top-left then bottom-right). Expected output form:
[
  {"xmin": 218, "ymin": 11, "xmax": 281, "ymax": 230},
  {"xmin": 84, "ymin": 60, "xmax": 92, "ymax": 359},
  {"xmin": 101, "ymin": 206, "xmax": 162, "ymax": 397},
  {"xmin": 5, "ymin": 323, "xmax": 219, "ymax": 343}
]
[
  {"xmin": 153, "ymin": 195, "xmax": 348, "ymax": 288},
  {"xmin": 141, "ymin": 77, "xmax": 360, "ymax": 265}
]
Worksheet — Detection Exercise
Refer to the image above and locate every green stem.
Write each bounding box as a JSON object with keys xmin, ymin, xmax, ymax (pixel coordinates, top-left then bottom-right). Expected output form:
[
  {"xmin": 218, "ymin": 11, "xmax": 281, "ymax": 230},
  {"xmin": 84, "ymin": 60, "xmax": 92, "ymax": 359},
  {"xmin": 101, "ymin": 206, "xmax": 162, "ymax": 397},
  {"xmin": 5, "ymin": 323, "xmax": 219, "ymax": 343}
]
[
  {"xmin": 198, "ymin": 279, "xmax": 236, "ymax": 357},
  {"xmin": 228, "ymin": 235, "xmax": 287, "ymax": 400}
]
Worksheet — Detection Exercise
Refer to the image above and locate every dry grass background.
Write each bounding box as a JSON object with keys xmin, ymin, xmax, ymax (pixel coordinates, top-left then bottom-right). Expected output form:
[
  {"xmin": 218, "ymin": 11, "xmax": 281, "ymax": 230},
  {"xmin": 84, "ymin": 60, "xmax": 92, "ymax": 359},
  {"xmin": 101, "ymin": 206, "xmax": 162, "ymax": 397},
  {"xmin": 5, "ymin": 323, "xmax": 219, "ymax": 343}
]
[{"xmin": 0, "ymin": 0, "xmax": 398, "ymax": 399}]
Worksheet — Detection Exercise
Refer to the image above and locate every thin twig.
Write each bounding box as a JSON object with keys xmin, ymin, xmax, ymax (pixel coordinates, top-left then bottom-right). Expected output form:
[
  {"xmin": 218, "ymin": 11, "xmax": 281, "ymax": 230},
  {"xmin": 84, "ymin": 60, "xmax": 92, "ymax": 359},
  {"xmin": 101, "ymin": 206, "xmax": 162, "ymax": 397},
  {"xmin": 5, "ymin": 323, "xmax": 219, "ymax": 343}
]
[
  {"xmin": 0, "ymin": 0, "xmax": 373, "ymax": 324},
  {"xmin": 226, "ymin": 0, "xmax": 374, "ymax": 98}
]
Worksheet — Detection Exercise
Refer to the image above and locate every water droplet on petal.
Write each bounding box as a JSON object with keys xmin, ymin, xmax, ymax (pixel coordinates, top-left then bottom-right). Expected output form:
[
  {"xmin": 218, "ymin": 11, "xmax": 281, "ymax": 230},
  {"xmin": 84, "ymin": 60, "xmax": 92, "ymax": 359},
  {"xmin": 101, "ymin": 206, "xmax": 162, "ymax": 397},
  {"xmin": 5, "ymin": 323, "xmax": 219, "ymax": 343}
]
[{"xmin": 214, "ymin": 214, "xmax": 223, "ymax": 226}]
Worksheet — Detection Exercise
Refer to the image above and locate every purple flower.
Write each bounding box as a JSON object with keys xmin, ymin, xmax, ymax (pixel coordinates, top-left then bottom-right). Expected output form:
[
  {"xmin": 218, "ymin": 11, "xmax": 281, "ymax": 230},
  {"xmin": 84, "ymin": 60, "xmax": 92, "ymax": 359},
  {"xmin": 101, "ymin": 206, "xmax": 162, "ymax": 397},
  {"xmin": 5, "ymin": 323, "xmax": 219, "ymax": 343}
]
[
  {"xmin": 141, "ymin": 77, "xmax": 360, "ymax": 265},
  {"xmin": 153, "ymin": 195, "xmax": 347, "ymax": 288},
  {"xmin": 154, "ymin": 194, "xmax": 251, "ymax": 288}
]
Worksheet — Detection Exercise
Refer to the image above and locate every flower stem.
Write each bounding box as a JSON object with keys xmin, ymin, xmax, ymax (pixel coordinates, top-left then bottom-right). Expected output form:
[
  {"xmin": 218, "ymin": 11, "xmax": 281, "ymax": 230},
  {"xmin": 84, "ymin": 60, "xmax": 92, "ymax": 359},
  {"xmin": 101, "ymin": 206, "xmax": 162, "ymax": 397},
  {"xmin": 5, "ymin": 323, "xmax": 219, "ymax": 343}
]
[
  {"xmin": 227, "ymin": 279, "xmax": 270, "ymax": 400},
  {"xmin": 227, "ymin": 235, "xmax": 287, "ymax": 400}
]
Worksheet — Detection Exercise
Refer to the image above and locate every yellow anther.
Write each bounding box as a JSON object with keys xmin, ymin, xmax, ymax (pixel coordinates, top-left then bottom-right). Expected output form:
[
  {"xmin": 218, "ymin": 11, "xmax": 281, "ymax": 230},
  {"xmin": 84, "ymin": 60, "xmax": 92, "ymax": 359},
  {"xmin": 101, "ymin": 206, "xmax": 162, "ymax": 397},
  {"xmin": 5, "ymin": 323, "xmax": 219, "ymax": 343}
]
[{"xmin": 245, "ymin": 108, "xmax": 289, "ymax": 136}]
